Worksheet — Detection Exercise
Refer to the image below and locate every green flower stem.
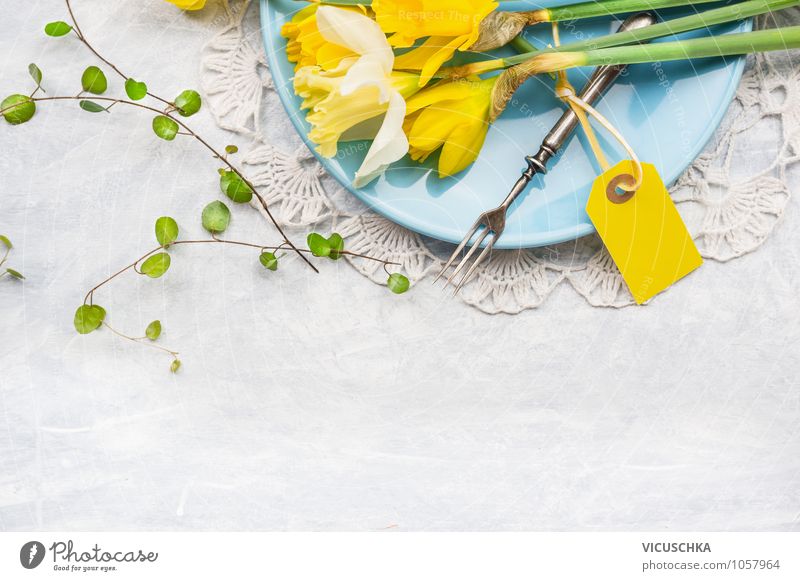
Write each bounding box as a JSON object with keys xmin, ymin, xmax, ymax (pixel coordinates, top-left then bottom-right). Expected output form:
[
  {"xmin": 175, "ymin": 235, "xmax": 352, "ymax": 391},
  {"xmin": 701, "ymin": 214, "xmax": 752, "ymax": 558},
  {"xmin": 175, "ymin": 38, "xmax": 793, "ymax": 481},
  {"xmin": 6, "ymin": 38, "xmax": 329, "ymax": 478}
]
[
  {"xmin": 508, "ymin": 0, "xmax": 799, "ymax": 65},
  {"xmin": 536, "ymin": 24, "xmax": 800, "ymax": 71},
  {"xmin": 541, "ymin": 0, "xmax": 722, "ymax": 23},
  {"xmin": 84, "ymin": 236, "xmax": 399, "ymax": 305},
  {"xmin": 307, "ymin": 0, "xmax": 721, "ymax": 16},
  {"xmin": 510, "ymin": 35, "xmax": 537, "ymax": 55},
  {"xmin": 460, "ymin": 0, "xmax": 798, "ymax": 75}
]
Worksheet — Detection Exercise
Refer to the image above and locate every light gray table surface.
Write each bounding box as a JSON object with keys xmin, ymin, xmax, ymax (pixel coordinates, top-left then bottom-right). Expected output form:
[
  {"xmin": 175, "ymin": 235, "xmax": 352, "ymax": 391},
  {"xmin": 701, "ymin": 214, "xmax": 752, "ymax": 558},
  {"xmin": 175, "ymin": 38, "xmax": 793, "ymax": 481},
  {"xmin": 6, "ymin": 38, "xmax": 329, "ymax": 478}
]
[{"xmin": 1, "ymin": 1, "xmax": 799, "ymax": 531}]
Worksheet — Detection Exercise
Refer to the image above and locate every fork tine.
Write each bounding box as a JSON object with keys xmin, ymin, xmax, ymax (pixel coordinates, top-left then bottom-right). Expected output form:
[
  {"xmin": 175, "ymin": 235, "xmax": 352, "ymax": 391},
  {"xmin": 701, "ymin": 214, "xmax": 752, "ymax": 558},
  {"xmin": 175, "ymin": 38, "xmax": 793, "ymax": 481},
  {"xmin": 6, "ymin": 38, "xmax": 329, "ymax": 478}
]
[
  {"xmin": 433, "ymin": 218, "xmax": 483, "ymax": 283},
  {"xmin": 453, "ymin": 235, "xmax": 497, "ymax": 295},
  {"xmin": 442, "ymin": 228, "xmax": 490, "ymax": 289}
]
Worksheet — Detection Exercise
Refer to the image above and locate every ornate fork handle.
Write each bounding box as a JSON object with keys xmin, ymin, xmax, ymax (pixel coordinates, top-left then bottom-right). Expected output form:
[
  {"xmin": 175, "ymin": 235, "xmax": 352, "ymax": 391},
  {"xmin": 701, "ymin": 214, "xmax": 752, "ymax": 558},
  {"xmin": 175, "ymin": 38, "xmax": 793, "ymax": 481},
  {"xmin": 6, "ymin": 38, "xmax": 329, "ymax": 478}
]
[
  {"xmin": 499, "ymin": 11, "xmax": 658, "ymax": 214},
  {"xmin": 436, "ymin": 12, "xmax": 657, "ymax": 292}
]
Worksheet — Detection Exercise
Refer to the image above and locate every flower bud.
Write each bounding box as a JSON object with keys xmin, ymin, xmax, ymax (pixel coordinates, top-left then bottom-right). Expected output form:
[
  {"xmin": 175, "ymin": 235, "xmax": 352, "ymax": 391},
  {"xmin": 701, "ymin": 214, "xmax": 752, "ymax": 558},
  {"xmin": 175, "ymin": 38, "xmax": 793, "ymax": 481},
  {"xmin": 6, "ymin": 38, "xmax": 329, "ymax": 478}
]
[
  {"xmin": 470, "ymin": 10, "xmax": 548, "ymax": 52},
  {"xmin": 489, "ymin": 53, "xmax": 582, "ymax": 122}
]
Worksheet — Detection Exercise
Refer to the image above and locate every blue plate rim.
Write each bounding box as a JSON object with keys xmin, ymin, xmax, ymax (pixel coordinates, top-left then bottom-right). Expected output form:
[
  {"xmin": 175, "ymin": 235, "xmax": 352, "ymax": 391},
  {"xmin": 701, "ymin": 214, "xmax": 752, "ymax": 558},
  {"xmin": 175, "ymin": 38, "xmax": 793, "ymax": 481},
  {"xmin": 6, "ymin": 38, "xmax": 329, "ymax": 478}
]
[{"xmin": 260, "ymin": 0, "xmax": 751, "ymax": 248}]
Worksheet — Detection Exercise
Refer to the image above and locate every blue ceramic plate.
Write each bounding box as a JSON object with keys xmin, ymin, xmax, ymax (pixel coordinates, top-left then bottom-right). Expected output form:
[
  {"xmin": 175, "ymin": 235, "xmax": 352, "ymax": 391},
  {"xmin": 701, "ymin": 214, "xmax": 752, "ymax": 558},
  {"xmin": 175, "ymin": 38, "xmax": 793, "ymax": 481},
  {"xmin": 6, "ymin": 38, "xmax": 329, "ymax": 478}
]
[{"xmin": 261, "ymin": 0, "xmax": 750, "ymax": 248}]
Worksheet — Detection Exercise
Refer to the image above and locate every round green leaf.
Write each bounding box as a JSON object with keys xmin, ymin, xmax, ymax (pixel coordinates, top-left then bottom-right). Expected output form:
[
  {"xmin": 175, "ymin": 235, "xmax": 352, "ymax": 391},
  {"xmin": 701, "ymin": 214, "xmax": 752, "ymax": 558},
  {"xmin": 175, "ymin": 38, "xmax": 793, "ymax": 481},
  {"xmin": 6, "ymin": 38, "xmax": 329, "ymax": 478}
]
[
  {"xmin": 28, "ymin": 63, "xmax": 43, "ymax": 86},
  {"xmin": 139, "ymin": 252, "xmax": 171, "ymax": 278},
  {"xmin": 201, "ymin": 201, "xmax": 231, "ymax": 233},
  {"xmin": 155, "ymin": 216, "xmax": 179, "ymax": 246},
  {"xmin": 219, "ymin": 171, "xmax": 253, "ymax": 204},
  {"xmin": 81, "ymin": 66, "xmax": 108, "ymax": 95},
  {"xmin": 125, "ymin": 78, "xmax": 147, "ymax": 101},
  {"xmin": 152, "ymin": 115, "xmax": 179, "ymax": 141},
  {"xmin": 259, "ymin": 251, "xmax": 278, "ymax": 271},
  {"xmin": 170, "ymin": 359, "xmax": 182, "ymax": 373},
  {"xmin": 79, "ymin": 100, "xmax": 107, "ymax": 113},
  {"xmin": 45, "ymin": 21, "xmax": 73, "ymax": 37},
  {"xmin": 174, "ymin": 90, "xmax": 201, "ymax": 117},
  {"xmin": 145, "ymin": 320, "xmax": 162, "ymax": 341},
  {"xmin": 225, "ymin": 144, "xmax": 238, "ymax": 155},
  {"xmin": 328, "ymin": 233, "xmax": 344, "ymax": 260},
  {"xmin": 74, "ymin": 304, "xmax": 106, "ymax": 334},
  {"xmin": 307, "ymin": 233, "xmax": 330, "ymax": 258},
  {"xmin": 0, "ymin": 235, "xmax": 12, "ymax": 249},
  {"xmin": 2, "ymin": 94, "xmax": 36, "ymax": 125},
  {"xmin": 387, "ymin": 273, "xmax": 410, "ymax": 294},
  {"xmin": 6, "ymin": 268, "xmax": 24, "ymax": 280}
]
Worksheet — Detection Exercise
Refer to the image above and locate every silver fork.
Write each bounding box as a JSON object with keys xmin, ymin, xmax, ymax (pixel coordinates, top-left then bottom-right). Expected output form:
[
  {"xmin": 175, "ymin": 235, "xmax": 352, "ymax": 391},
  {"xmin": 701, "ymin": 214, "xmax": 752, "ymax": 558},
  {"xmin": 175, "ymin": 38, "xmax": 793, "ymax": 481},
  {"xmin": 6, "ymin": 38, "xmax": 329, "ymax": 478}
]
[{"xmin": 435, "ymin": 12, "xmax": 657, "ymax": 294}]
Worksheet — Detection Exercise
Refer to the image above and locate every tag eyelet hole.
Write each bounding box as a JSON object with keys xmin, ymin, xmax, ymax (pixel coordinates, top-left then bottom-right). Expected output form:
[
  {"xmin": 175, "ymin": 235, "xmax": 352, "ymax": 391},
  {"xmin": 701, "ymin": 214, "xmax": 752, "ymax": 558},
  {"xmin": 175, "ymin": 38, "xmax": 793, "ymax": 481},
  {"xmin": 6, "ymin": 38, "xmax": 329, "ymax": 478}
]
[{"xmin": 606, "ymin": 173, "xmax": 637, "ymax": 204}]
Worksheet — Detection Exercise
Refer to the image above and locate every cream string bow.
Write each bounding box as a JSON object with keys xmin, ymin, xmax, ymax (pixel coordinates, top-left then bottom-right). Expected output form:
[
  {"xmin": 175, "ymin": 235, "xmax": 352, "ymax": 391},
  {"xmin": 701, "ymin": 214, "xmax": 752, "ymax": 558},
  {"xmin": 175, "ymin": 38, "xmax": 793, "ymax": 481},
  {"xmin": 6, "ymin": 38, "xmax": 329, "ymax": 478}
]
[{"xmin": 550, "ymin": 23, "xmax": 644, "ymax": 192}]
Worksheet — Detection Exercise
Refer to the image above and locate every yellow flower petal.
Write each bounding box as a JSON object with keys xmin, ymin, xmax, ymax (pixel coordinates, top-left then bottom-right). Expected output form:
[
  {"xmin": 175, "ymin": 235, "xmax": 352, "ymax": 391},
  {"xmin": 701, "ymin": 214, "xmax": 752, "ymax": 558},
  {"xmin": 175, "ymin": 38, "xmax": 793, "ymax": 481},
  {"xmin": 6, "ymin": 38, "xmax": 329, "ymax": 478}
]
[
  {"xmin": 407, "ymin": 106, "xmax": 456, "ymax": 161},
  {"xmin": 315, "ymin": 42, "xmax": 357, "ymax": 71},
  {"xmin": 165, "ymin": 0, "xmax": 206, "ymax": 10},
  {"xmin": 374, "ymin": 0, "xmax": 496, "ymax": 82},
  {"xmin": 405, "ymin": 78, "xmax": 482, "ymax": 115},
  {"xmin": 281, "ymin": 4, "xmax": 358, "ymax": 71},
  {"xmin": 438, "ymin": 103, "xmax": 491, "ymax": 177},
  {"xmin": 404, "ymin": 77, "xmax": 496, "ymax": 177},
  {"xmin": 393, "ymin": 37, "xmax": 446, "ymax": 70},
  {"xmin": 308, "ymin": 84, "xmax": 389, "ymax": 157},
  {"xmin": 373, "ymin": 0, "xmax": 497, "ymax": 47},
  {"xmin": 394, "ymin": 36, "xmax": 466, "ymax": 87}
]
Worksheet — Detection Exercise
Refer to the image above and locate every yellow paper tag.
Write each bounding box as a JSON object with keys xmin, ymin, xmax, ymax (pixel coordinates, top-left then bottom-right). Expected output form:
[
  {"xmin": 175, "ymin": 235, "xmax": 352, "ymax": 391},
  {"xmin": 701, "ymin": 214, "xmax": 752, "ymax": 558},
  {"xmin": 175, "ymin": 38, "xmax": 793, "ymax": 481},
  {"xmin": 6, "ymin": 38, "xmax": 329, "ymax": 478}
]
[{"xmin": 586, "ymin": 160, "xmax": 703, "ymax": 304}]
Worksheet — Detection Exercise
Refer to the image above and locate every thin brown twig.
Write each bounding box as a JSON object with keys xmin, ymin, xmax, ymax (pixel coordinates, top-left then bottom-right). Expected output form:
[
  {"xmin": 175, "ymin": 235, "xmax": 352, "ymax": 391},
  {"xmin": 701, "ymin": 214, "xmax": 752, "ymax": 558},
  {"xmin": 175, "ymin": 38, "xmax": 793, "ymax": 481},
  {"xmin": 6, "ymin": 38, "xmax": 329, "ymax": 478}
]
[
  {"xmin": 9, "ymin": 89, "xmax": 317, "ymax": 273},
  {"xmin": 208, "ymin": 233, "xmax": 394, "ymax": 263},
  {"xmin": 102, "ymin": 322, "xmax": 179, "ymax": 358},
  {"xmin": 84, "ymin": 236, "xmax": 400, "ymax": 305},
  {"xmin": 84, "ymin": 245, "xmax": 162, "ymax": 305},
  {"xmin": 64, "ymin": 0, "xmax": 171, "ymax": 107},
  {"xmin": 60, "ymin": 0, "xmax": 317, "ymax": 273}
]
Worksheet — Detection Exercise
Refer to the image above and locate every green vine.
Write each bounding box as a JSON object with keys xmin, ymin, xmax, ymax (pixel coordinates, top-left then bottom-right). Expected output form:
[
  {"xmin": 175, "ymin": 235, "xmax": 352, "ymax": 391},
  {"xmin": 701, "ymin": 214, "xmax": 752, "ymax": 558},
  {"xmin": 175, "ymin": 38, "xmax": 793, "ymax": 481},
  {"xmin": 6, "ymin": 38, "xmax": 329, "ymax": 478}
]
[{"xmin": 3, "ymin": 0, "xmax": 411, "ymax": 372}]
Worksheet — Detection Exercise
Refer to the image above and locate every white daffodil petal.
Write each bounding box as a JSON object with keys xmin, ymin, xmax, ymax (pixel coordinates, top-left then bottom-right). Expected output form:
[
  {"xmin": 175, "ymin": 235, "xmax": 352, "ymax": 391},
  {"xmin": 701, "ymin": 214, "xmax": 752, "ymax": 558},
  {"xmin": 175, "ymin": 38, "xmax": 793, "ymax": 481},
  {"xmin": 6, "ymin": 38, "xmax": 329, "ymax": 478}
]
[
  {"xmin": 316, "ymin": 6, "xmax": 393, "ymax": 73},
  {"xmin": 296, "ymin": 7, "xmax": 411, "ymax": 186},
  {"xmin": 340, "ymin": 55, "xmax": 390, "ymax": 102},
  {"xmin": 354, "ymin": 91, "xmax": 408, "ymax": 188},
  {"xmin": 328, "ymin": 56, "xmax": 359, "ymax": 74}
]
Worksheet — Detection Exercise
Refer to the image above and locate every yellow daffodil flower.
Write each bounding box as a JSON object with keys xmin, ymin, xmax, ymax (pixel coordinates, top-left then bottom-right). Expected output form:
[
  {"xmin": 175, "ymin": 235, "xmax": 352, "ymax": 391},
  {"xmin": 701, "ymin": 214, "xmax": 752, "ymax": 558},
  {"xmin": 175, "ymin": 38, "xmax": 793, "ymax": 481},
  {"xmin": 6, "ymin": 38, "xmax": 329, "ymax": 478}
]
[
  {"xmin": 295, "ymin": 6, "xmax": 420, "ymax": 187},
  {"xmin": 281, "ymin": 4, "xmax": 357, "ymax": 71},
  {"xmin": 374, "ymin": 0, "xmax": 497, "ymax": 85},
  {"xmin": 404, "ymin": 77, "xmax": 497, "ymax": 178},
  {"xmin": 164, "ymin": 0, "xmax": 206, "ymax": 10}
]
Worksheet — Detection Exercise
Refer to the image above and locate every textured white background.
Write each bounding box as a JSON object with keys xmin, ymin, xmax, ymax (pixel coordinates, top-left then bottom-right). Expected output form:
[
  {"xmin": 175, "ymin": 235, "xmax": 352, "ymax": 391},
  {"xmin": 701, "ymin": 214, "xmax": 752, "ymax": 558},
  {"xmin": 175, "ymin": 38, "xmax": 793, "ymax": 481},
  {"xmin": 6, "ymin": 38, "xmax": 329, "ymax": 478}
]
[{"xmin": 1, "ymin": 0, "xmax": 799, "ymax": 531}]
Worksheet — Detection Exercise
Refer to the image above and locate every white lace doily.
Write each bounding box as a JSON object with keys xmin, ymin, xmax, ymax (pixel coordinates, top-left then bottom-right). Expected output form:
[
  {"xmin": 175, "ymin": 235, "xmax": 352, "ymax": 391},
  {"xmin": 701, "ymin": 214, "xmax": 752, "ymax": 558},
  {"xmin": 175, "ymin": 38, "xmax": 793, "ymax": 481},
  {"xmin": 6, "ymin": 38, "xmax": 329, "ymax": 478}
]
[{"xmin": 201, "ymin": 0, "xmax": 797, "ymax": 314}]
